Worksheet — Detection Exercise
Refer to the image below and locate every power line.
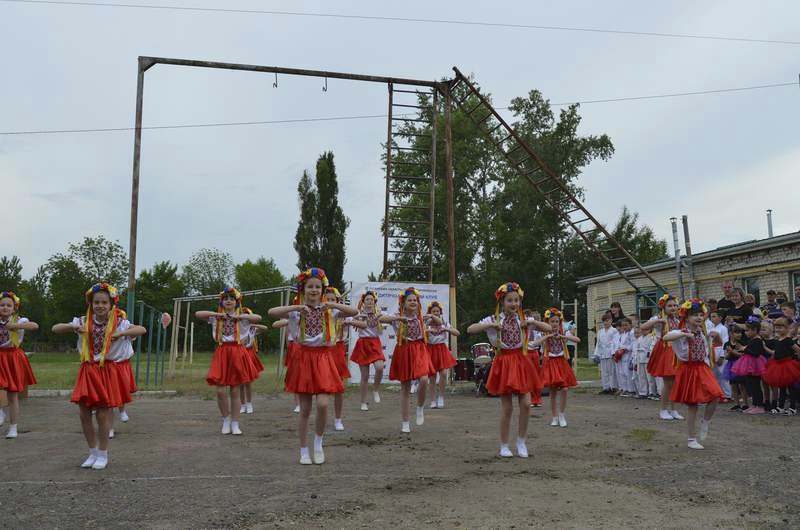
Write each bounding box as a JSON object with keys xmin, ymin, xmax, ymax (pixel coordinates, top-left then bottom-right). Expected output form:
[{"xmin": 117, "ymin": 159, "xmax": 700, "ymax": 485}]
[
  {"xmin": 3, "ymin": 0, "xmax": 799, "ymax": 46},
  {"xmin": 0, "ymin": 80, "xmax": 795, "ymax": 136}
]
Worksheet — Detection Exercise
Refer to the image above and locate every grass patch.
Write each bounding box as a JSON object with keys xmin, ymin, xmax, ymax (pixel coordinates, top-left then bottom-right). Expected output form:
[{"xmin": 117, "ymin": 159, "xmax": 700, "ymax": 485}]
[
  {"xmin": 628, "ymin": 428, "xmax": 657, "ymax": 443},
  {"xmin": 574, "ymin": 357, "xmax": 599, "ymax": 381}
]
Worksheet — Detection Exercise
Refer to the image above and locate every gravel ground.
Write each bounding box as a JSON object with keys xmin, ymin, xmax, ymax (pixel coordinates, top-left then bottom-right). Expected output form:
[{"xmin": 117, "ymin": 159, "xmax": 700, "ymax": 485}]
[{"xmin": 1, "ymin": 387, "xmax": 798, "ymax": 529}]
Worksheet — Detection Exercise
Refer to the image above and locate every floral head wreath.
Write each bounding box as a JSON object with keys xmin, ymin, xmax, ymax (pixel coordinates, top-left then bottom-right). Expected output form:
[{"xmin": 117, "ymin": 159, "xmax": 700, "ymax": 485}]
[
  {"xmin": 397, "ymin": 287, "xmax": 426, "ymax": 345},
  {"xmin": 81, "ymin": 283, "xmax": 124, "ymax": 366},
  {"xmin": 0, "ymin": 291, "xmax": 21, "ymax": 311},
  {"xmin": 85, "ymin": 283, "xmax": 119, "ymax": 306},
  {"xmin": 678, "ymin": 298, "xmax": 708, "ymax": 318},
  {"xmin": 297, "ymin": 267, "xmax": 329, "ymax": 294},
  {"xmin": 426, "ymin": 301, "xmax": 443, "ymax": 314},
  {"xmin": 218, "ymin": 287, "xmax": 242, "ymax": 307},
  {"xmin": 296, "ymin": 267, "xmax": 335, "ymax": 344},
  {"xmin": 657, "ymin": 294, "xmax": 675, "ymax": 309},
  {"xmin": 544, "ymin": 307, "xmax": 562, "ymax": 320},
  {"xmin": 493, "ymin": 282, "xmax": 527, "ymax": 356},
  {"xmin": 325, "ymin": 286, "xmax": 342, "ymax": 302}
]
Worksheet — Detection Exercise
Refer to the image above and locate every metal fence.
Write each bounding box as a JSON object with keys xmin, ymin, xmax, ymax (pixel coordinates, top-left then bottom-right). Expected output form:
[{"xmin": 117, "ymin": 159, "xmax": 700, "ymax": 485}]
[{"xmin": 132, "ymin": 300, "xmax": 170, "ymax": 388}]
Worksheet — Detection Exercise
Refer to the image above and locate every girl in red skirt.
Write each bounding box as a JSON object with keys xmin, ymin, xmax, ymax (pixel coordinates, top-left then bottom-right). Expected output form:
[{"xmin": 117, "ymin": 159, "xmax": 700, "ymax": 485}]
[
  {"xmin": 381, "ymin": 287, "xmax": 437, "ymax": 433},
  {"xmin": 663, "ymin": 299, "xmax": 724, "ymax": 450},
  {"xmin": 348, "ymin": 291, "xmax": 385, "ymax": 411},
  {"xmin": 524, "ymin": 309, "xmax": 544, "ymax": 408},
  {"xmin": 195, "ymin": 288, "xmax": 262, "ymax": 436},
  {"xmin": 763, "ymin": 317, "xmax": 800, "ymax": 412},
  {"xmin": 238, "ymin": 308, "xmax": 268, "ymax": 415},
  {"xmin": 640, "ymin": 294, "xmax": 685, "ymax": 421},
  {"xmin": 325, "ymin": 287, "xmax": 350, "ymax": 431},
  {"xmin": 268, "ymin": 267, "xmax": 357, "ymax": 464},
  {"xmin": 533, "ymin": 308, "xmax": 580, "ymax": 428},
  {"xmin": 467, "ymin": 283, "xmax": 551, "ymax": 458},
  {"xmin": 0, "ymin": 291, "xmax": 39, "ymax": 439},
  {"xmin": 52, "ymin": 283, "xmax": 147, "ymax": 469},
  {"xmin": 426, "ymin": 301, "xmax": 460, "ymax": 410}
]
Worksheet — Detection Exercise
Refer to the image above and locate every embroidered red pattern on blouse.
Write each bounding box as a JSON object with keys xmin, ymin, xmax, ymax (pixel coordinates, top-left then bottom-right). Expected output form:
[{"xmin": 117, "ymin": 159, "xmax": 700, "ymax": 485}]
[
  {"xmin": 683, "ymin": 328, "xmax": 707, "ymax": 362},
  {"xmin": 500, "ymin": 315, "xmax": 521, "ymax": 346},
  {"xmin": 0, "ymin": 320, "xmax": 9, "ymax": 345},
  {"xmin": 406, "ymin": 317, "xmax": 423, "ymax": 341},
  {"xmin": 91, "ymin": 319, "xmax": 107, "ymax": 353},
  {"xmin": 305, "ymin": 306, "xmax": 324, "ymax": 337}
]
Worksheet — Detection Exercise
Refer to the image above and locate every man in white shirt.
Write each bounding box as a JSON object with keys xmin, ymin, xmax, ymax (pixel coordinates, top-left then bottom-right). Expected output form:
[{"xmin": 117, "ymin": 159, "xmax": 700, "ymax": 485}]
[
  {"xmin": 707, "ymin": 311, "xmax": 731, "ymax": 400},
  {"xmin": 592, "ymin": 313, "xmax": 618, "ymax": 394}
]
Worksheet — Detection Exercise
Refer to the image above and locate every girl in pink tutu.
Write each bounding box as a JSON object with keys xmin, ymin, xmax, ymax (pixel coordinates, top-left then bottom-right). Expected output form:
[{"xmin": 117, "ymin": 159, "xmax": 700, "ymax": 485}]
[
  {"xmin": 0, "ymin": 291, "xmax": 39, "ymax": 439},
  {"xmin": 731, "ymin": 316, "xmax": 768, "ymax": 414},
  {"xmin": 425, "ymin": 301, "xmax": 460, "ymax": 409},
  {"xmin": 663, "ymin": 299, "xmax": 723, "ymax": 450},
  {"xmin": 348, "ymin": 291, "xmax": 385, "ymax": 411}
]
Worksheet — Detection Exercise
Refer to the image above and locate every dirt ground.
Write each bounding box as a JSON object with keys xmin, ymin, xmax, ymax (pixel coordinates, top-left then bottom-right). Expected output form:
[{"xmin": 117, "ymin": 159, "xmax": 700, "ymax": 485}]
[{"xmin": 1, "ymin": 386, "xmax": 798, "ymax": 529}]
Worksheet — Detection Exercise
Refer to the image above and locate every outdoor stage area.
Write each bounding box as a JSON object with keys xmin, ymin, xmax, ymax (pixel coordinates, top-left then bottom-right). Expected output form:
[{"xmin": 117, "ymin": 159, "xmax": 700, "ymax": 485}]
[{"xmin": 3, "ymin": 388, "xmax": 799, "ymax": 529}]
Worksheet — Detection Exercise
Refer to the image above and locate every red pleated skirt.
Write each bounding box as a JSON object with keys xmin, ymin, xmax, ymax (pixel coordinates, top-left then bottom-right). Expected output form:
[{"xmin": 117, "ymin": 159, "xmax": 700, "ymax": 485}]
[
  {"xmin": 333, "ymin": 341, "xmax": 351, "ymax": 381},
  {"xmin": 284, "ymin": 341, "xmax": 297, "ymax": 367},
  {"xmin": 350, "ymin": 337, "xmax": 385, "ymax": 366},
  {"xmin": 530, "ymin": 350, "xmax": 543, "ymax": 404},
  {"xmin": 284, "ymin": 344, "xmax": 344, "ymax": 395},
  {"xmin": 0, "ymin": 346, "xmax": 37, "ymax": 393},
  {"xmin": 71, "ymin": 362, "xmax": 128, "ymax": 408},
  {"xmin": 206, "ymin": 343, "xmax": 257, "ymax": 387},
  {"xmin": 246, "ymin": 345, "xmax": 265, "ymax": 375},
  {"xmin": 670, "ymin": 361, "xmax": 724, "ymax": 405},
  {"xmin": 486, "ymin": 348, "xmax": 539, "ymax": 396},
  {"xmin": 389, "ymin": 341, "xmax": 433, "ymax": 382},
  {"xmin": 762, "ymin": 357, "xmax": 800, "ymax": 388},
  {"xmin": 116, "ymin": 359, "xmax": 138, "ymax": 395},
  {"xmin": 428, "ymin": 342, "xmax": 457, "ymax": 372},
  {"xmin": 542, "ymin": 355, "xmax": 578, "ymax": 389},
  {"xmin": 647, "ymin": 340, "xmax": 678, "ymax": 378}
]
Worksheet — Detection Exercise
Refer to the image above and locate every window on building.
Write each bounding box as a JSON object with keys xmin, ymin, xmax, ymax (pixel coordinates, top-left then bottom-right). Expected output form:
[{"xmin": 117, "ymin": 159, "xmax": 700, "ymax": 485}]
[
  {"xmin": 742, "ymin": 277, "xmax": 761, "ymax": 307},
  {"xmin": 792, "ymin": 271, "xmax": 800, "ymax": 291},
  {"xmin": 636, "ymin": 290, "xmax": 660, "ymax": 321}
]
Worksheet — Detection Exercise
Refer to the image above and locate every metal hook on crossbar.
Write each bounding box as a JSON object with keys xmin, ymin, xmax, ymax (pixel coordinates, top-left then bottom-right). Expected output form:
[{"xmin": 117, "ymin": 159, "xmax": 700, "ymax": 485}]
[
  {"xmin": 273, "ymin": 73, "xmax": 278, "ymax": 88},
  {"xmin": 322, "ymin": 77, "xmax": 328, "ymax": 92}
]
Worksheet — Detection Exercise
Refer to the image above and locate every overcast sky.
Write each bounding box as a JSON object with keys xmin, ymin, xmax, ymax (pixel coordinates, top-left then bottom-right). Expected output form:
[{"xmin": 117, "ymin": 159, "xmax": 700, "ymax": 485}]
[{"xmin": 2, "ymin": 0, "xmax": 799, "ymax": 287}]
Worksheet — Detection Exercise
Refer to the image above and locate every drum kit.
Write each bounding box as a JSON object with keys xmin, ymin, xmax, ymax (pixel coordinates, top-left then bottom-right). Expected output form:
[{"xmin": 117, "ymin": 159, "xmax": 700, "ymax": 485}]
[{"xmin": 454, "ymin": 342, "xmax": 495, "ymax": 396}]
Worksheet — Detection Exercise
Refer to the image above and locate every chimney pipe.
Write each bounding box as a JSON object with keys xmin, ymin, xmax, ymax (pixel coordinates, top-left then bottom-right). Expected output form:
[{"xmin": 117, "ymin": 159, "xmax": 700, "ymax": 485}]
[
  {"xmin": 682, "ymin": 215, "xmax": 697, "ymax": 298},
  {"xmin": 670, "ymin": 217, "xmax": 684, "ymax": 300},
  {"xmin": 767, "ymin": 209, "xmax": 774, "ymax": 238}
]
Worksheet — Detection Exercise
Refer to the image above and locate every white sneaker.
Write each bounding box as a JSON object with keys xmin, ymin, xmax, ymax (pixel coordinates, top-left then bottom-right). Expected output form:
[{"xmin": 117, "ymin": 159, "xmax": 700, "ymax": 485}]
[
  {"xmin": 550, "ymin": 417, "xmax": 559, "ymax": 427},
  {"xmin": 373, "ymin": 391, "xmax": 381, "ymax": 404},
  {"xmin": 231, "ymin": 421, "xmax": 242, "ymax": 435},
  {"xmin": 437, "ymin": 396, "xmax": 444, "ymax": 409},
  {"xmin": 360, "ymin": 403, "xmax": 369, "ymax": 411},
  {"xmin": 558, "ymin": 414, "xmax": 567, "ymax": 428},
  {"xmin": 119, "ymin": 411, "xmax": 130, "ymax": 423},
  {"xmin": 499, "ymin": 445, "xmax": 513, "ymax": 458},
  {"xmin": 430, "ymin": 401, "xmax": 438, "ymax": 409},
  {"xmin": 92, "ymin": 453, "xmax": 109, "ymax": 470},
  {"xmin": 516, "ymin": 439, "xmax": 529, "ymax": 458},
  {"xmin": 80, "ymin": 450, "xmax": 98, "ymax": 468},
  {"xmin": 245, "ymin": 403, "xmax": 254, "ymax": 414},
  {"xmin": 699, "ymin": 419, "xmax": 710, "ymax": 441},
  {"xmin": 239, "ymin": 404, "xmax": 247, "ymax": 414},
  {"xmin": 108, "ymin": 428, "xmax": 115, "ymax": 439},
  {"xmin": 415, "ymin": 406, "xmax": 425, "ymax": 426},
  {"xmin": 401, "ymin": 421, "xmax": 411, "ymax": 433},
  {"xmin": 313, "ymin": 448, "xmax": 325, "ymax": 464},
  {"xmin": 334, "ymin": 419, "xmax": 344, "ymax": 431},
  {"xmin": 670, "ymin": 410, "xmax": 684, "ymax": 420},
  {"xmin": 6, "ymin": 424, "xmax": 18, "ymax": 439},
  {"xmin": 221, "ymin": 417, "xmax": 232, "ymax": 435},
  {"xmin": 687, "ymin": 439, "xmax": 704, "ymax": 450},
  {"xmin": 659, "ymin": 410, "xmax": 674, "ymax": 421},
  {"xmin": 299, "ymin": 448, "xmax": 312, "ymax": 465},
  {"xmin": 410, "ymin": 382, "xmax": 418, "ymax": 394},
  {"xmin": 293, "ymin": 405, "xmax": 300, "ymax": 414}
]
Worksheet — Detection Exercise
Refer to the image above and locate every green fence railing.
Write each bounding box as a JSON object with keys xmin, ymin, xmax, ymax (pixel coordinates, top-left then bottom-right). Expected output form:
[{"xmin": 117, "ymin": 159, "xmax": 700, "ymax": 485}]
[{"xmin": 132, "ymin": 300, "xmax": 170, "ymax": 388}]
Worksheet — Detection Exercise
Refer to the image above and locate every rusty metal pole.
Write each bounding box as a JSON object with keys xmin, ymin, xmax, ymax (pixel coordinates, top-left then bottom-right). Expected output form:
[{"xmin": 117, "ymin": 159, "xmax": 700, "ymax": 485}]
[
  {"xmin": 444, "ymin": 84, "xmax": 458, "ymax": 353},
  {"xmin": 428, "ymin": 89, "xmax": 438, "ymax": 284},
  {"xmin": 382, "ymin": 83, "xmax": 394, "ymax": 280},
  {"xmin": 127, "ymin": 58, "xmax": 149, "ymax": 318}
]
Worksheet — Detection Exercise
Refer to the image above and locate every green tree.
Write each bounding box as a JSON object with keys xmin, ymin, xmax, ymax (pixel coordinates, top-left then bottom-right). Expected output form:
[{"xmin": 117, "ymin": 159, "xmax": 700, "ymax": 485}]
[
  {"xmin": 137, "ymin": 261, "xmax": 186, "ymax": 312},
  {"xmin": 235, "ymin": 257, "xmax": 286, "ymax": 292},
  {"xmin": 17, "ymin": 266, "xmax": 48, "ymax": 342},
  {"xmin": 45, "ymin": 254, "xmax": 89, "ymax": 328},
  {"xmin": 181, "ymin": 248, "xmax": 234, "ymax": 295},
  {"xmin": 293, "ymin": 152, "xmax": 350, "ymax": 288},
  {"xmin": 0, "ymin": 256, "xmax": 23, "ymax": 291},
  {"xmin": 67, "ymin": 235, "xmax": 129, "ymax": 288}
]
